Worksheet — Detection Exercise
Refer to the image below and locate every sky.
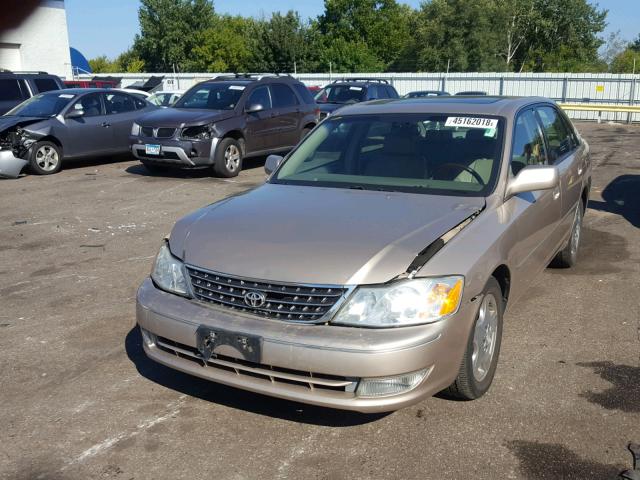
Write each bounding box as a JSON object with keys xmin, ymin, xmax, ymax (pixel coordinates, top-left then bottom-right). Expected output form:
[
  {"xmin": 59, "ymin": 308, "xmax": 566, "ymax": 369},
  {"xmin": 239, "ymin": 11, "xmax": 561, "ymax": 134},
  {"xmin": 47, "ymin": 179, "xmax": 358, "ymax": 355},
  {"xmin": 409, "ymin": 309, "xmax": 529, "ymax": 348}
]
[{"xmin": 65, "ymin": 0, "xmax": 640, "ymax": 60}]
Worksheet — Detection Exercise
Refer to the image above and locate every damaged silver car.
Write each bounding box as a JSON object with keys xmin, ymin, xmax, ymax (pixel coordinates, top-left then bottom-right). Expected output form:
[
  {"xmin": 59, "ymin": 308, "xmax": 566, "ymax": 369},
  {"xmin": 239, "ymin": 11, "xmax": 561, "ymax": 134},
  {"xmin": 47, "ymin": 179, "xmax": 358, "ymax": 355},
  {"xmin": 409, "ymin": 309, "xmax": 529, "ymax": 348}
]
[
  {"xmin": 137, "ymin": 96, "xmax": 591, "ymax": 412},
  {"xmin": 0, "ymin": 89, "xmax": 154, "ymax": 178}
]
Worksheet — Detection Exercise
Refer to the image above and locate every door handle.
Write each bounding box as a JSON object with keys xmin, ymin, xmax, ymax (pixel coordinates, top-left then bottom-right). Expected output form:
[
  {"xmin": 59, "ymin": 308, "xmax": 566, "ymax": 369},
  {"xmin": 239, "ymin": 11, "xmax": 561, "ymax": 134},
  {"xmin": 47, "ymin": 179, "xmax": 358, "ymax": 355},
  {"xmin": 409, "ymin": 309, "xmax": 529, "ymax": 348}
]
[
  {"xmin": 553, "ymin": 187, "xmax": 560, "ymax": 200},
  {"xmin": 101, "ymin": 122, "xmax": 111, "ymax": 127}
]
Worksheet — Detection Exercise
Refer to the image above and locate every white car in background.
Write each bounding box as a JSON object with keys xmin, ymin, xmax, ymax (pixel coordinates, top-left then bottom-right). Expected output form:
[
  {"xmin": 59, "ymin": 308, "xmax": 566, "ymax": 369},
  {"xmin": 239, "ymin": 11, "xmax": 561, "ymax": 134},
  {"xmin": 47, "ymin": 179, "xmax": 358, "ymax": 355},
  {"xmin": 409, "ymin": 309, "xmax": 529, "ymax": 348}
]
[
  {"xmin": 116, "ymin": 88, "xmax": 151, "ymax": 100},
  {"xmin": 147, "ymin": 90, "xmax": 184, "ymax": 107}
]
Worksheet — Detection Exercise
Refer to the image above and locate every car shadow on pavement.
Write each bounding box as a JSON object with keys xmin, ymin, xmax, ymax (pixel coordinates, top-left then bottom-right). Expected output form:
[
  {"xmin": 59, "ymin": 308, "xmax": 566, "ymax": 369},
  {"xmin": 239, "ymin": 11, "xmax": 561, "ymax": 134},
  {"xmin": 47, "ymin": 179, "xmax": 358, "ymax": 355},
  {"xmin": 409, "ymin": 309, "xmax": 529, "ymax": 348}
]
[
  {"xmin": 124, "ymin": 155, "xmax": 269, "ymax": 178},
  {"xmin": 505, "ymin": 440, "xmax": 623, "ymax": 479},
  {"xmin": 576, "ymin": 361, "xmax": 640, "ymax": 413},
  {"xmin": 588, "ymin": 174, "xmax": 640, "ymax": 228},
  {"xmin": 125, "ymin": 326, "xmax": 388, "ymax": 426}
]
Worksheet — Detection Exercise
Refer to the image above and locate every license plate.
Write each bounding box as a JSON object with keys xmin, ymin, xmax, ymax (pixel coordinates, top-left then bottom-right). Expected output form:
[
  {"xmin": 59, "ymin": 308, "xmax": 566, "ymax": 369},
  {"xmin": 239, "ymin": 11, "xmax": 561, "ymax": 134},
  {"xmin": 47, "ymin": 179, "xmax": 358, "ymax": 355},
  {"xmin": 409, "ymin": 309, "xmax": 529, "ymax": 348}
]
[
  {"xmin": 196, "ymin": 326, "xmax": 262, "ymax": 363},
  {"xmin": 145, "ymin": 144, "xmax": 161, "ymax": 155}
]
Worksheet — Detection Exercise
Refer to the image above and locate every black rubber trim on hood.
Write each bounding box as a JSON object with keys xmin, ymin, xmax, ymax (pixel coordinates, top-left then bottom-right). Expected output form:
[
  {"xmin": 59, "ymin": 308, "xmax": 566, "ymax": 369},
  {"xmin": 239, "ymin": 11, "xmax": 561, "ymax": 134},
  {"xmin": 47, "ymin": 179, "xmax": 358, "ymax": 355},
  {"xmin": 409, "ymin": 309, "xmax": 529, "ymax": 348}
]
[{"xmin": 405, "ymin": 207, "xmax": 483, "ymax": 277}]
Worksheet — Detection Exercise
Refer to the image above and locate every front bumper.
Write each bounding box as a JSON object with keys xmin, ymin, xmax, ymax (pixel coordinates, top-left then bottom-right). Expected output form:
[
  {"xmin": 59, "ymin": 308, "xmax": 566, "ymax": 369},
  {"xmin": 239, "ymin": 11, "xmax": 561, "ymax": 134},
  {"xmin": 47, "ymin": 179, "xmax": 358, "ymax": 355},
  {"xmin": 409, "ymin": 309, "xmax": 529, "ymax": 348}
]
[
  {"xmin": 130, "ymin": 136, "xmax": 217, "ymax": 167},
  {"xmin": 136, "ymin": 278, "xmax": 478, "ymax": 412},
  {"xmin": 0, "ymin": 150, "xmax": 28, "ymax": 179}
]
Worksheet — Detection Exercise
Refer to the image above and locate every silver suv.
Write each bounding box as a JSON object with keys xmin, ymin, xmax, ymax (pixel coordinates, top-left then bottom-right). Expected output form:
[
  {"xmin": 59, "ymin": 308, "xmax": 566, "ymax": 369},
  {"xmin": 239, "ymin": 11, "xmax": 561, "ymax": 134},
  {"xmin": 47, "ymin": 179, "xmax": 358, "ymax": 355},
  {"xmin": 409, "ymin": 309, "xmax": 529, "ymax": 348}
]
[{"xmin": 136, "ymin": 96, "xmax": 590, "ymax": 412}]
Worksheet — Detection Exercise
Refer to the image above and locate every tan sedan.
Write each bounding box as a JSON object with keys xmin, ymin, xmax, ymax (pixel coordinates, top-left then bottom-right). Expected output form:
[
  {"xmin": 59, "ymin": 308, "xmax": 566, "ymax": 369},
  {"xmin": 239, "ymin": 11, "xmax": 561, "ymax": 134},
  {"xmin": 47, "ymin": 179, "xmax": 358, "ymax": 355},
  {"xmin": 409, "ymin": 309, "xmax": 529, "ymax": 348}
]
[{"xmin": 137, "ymin": 96, "xmax": 590, "ymax": 412}]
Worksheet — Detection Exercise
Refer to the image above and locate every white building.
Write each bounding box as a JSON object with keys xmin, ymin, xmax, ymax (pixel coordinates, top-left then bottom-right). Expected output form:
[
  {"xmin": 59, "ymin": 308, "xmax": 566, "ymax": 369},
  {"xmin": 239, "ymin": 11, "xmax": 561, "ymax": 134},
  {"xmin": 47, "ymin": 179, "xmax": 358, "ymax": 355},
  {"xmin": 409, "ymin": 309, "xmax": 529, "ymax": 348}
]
[{"xmin": 0, "ymin": 0, "xmax": 72, "ymax": 78}]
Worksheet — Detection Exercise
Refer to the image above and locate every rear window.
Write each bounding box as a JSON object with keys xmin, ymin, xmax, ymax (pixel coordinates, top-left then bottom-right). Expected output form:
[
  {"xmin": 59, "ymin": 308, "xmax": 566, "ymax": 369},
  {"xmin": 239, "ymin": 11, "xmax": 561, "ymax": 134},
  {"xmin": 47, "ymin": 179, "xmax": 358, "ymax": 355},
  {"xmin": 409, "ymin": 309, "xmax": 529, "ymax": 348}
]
[
  {"xmin": 293, "ymin": 83, "xmax": 316, "ymax": 105},
  {"xmin": 33, "ymin": 78, "xmax": 60, "ymax": 93},
  {"xmin": 0, "ymin": 79, "xmax": 27, "ymax": 102}
]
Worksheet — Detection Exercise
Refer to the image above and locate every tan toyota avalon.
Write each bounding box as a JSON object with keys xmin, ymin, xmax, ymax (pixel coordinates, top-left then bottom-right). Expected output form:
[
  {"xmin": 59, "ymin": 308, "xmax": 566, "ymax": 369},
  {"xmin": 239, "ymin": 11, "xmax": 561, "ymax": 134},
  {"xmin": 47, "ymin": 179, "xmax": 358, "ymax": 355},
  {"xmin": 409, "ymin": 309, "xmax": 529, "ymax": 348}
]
[{"xmin": 136, "ymin": 96, "xmax": 590, "ymax": 412}]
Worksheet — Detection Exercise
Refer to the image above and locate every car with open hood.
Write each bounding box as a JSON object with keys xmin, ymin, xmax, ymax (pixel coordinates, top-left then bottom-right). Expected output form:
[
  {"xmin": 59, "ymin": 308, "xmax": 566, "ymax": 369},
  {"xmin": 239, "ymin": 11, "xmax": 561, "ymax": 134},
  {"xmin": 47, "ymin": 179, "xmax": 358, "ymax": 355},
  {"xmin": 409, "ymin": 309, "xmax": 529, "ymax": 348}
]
[
  {"xmin": 136, "ymin": 96, "xmax": 591, "ymax": 412},
  {"xmin": 129, "ymin": 74, "xmax": 319, "ymax": 177}
]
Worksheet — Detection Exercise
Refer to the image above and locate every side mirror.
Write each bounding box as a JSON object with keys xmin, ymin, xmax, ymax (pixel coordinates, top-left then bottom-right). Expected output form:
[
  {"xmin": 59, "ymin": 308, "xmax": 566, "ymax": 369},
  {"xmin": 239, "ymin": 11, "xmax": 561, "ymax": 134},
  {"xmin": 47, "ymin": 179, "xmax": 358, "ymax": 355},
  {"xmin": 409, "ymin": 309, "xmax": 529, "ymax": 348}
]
[
  {"xmin": 505, "ymin": 165, "xmax": 559, "ymax": 200},
  {"xmin": 264, "ymin": 154, "xmax": 283, "ymax": 176},
  {"xmin": 245, "ymin": 103, "xmax": 264, "ymax": 114},
  {"xmin": 66, "ymin": 109, "xmax": 84, "ymax": 119}
]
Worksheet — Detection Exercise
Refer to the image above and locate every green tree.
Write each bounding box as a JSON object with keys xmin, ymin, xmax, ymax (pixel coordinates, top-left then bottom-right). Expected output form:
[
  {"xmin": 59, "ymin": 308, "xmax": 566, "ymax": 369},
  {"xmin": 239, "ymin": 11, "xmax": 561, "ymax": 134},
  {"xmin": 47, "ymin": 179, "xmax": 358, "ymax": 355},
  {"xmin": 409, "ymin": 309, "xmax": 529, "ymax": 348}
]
[
  {"xmin": 630, "ymin": 34, "xmax": 640, "ymax": 52},
  {"xmin": 610, "ymin": 48, "xmax": 640, "ymax": 73},
  {"xmin": 132, "ymin": 0, "xmax": 215, "ymax": 72},
  {"xmin": 186, "ymin": 15, "xmax": 254, "ymax": 72},
  {"xmin": 249, "ymin": 11, "xmax": 313, "ymax": 73},
  {"xmin": 89, "ymin": 55, "xmax": 121, "ymax": 73},
  {"xmin": 318, "ymin": 0, "xmax": 412, "ymax": 70}
]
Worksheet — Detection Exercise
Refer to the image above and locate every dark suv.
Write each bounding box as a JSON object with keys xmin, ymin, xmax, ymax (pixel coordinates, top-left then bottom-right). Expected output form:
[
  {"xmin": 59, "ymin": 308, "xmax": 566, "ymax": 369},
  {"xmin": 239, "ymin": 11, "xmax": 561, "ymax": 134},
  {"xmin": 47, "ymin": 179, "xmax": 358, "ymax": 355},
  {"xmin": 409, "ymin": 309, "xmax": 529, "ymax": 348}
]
[
  {"xmin": 314, "ymin": 78, "xmax": 399, "ymax": 118},
  {"xmin": 130, "ymin": 74, "xmax": 319, "ymax": 177},
  {"xmin": 0, "ymin": 71, "xmax": 65, "ymax": 115}
]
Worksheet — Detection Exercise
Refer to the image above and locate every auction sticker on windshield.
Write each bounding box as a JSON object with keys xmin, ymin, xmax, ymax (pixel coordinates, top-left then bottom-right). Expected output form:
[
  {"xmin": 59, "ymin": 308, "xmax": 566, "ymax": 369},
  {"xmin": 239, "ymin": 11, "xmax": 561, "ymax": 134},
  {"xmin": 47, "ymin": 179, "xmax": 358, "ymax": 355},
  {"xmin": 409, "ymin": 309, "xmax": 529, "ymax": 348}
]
[
  {"xmin": 445, "ymin": 117, "xmax": 498, "ymax": 129},
  {"xmin": 229, "ymin": 85, "xmax": 245, "ymax": 91}
]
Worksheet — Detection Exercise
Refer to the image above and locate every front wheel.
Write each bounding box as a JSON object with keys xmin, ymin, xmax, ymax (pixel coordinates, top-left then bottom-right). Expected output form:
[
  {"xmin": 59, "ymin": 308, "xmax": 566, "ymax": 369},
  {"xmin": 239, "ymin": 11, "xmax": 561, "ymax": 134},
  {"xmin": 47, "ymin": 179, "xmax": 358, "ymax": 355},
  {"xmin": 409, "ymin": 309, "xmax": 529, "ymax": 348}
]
[
  {"xmin": 29, "ymin": 141, "xmax": 62, "ymax": 175},
  {"xmin": 213, "ymin": 138, "xmax": 242, "ymax": 178},
  {"xmin": 551, "ymin": 204, "xmax": 583, "ymax": 268},
  {"xmin": 444, "ymin": 277, "xmax": 503, "ymax": 400}
]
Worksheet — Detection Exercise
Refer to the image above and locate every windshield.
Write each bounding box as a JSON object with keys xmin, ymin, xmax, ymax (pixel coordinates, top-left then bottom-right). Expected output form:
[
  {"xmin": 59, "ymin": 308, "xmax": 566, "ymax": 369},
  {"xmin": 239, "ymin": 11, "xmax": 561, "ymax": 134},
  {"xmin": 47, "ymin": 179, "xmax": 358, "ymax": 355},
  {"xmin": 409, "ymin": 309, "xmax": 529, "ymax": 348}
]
[
  {"xmin": 6, "ymin": 92, "xmax": 76, "ymax": 117},
  {"xmin": 174, "ymin": 83, "xmax": 246, "ymax": 110},
  {"xmin": 272, "ymin": 114, "xmax": 504, "ymax": 196},
  {"xmin": 315, "ymin": 85, "xmax": 365, "ymax": 104}
]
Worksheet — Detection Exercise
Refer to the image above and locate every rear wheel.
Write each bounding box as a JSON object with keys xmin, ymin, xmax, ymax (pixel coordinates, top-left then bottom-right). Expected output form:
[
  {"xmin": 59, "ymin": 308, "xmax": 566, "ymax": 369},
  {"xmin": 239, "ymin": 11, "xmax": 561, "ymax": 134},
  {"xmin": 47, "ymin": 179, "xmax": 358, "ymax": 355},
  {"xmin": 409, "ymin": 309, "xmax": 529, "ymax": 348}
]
[
  {"xmin": 29, "ymin": 141, "xmax": 62, "ymax": 175},
  {"xmin": 300, "ymin": 127, "xmax": 312, "ymax": 141},
  {"xmin": 213, "ymin": 138, "xmax": 242, "ymax": 178},
  {"xmin": 444, "ymin": 277, "xmax": 503, "ymax": 400},
  {"xmin": 551, "ymin": 204, "xmax": 583, "ymax": 268}
]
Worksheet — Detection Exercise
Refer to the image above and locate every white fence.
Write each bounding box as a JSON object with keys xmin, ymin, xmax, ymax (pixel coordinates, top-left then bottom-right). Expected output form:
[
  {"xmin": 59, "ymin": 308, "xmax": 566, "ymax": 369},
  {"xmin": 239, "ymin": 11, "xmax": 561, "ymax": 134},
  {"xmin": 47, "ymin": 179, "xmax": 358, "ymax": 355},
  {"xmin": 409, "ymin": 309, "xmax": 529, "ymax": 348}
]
[{"xmin": 88, "ymin": 72, "xmax": 640, "ymax": 123}]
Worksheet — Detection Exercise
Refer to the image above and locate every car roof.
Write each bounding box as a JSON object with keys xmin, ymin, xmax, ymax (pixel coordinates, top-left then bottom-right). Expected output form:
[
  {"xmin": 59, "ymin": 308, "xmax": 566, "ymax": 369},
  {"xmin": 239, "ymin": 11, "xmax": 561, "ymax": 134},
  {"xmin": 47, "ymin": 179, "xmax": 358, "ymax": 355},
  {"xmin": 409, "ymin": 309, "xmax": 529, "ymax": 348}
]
[
  {"xmin": 45, "ymin": 88, "xmax": 112, "ymax": 94},
  {"xmin": 333, "ymin": 96, "xmax": 553, "ymax": 117}
]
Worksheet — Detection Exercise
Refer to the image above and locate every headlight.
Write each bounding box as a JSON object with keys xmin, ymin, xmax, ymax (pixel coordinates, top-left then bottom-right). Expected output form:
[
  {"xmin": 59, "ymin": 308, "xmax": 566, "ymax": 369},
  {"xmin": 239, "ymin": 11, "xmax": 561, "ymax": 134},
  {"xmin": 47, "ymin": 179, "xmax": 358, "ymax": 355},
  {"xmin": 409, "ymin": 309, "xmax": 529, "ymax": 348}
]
[
  {"xmin": 181, "ymin": 124, "xmax": 213, "ymax": 140},
  {"xmin": 131, "ymin": 122, "xmax": 141, "ymax": 136},
  {"xmin": 332, "ymin": 276, "xmax": 463, "ymax": 327},
  {"xmin": 151, "ymin": 241, "xmax": 189, "ymax": 296}
]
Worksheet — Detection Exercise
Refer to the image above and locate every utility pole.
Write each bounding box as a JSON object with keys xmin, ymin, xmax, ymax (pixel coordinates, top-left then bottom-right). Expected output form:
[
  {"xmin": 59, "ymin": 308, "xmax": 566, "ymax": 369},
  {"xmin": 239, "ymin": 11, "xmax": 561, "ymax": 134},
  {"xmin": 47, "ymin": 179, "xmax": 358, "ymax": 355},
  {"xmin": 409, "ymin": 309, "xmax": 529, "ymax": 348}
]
[
  {"xmin": 294, "ymin": 61, "xmax": 297, "ymax": 76},
  {"xmin": 329, "ymin": 61, "xmax": 332, "ymax": 81}
]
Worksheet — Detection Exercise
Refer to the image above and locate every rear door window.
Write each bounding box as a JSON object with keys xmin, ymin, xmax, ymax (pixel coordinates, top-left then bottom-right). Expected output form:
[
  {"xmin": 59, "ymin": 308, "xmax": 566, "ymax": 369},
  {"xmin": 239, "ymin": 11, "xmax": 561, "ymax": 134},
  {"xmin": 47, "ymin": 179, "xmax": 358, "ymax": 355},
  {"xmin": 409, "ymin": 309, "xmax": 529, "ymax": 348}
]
[
  {"xmin": 247, "ymin": 86, "xmax": 272, "ymax": 110},
  {"xmin": 511, "ymin": 109, "xmax": 548, "ymax": 175},
  {"xmin": 536, "ymin": 106, "xmax": 574, "ymax": 163},
  {"xmin": 33, "ymin": 78, "xmax": 60, "ymax": 93},
  {"xmin": 270, "ymin": 84, "xmax": 299, "ymax": 108},
  {"xmin": 0, "ymin": 79, "xmax": 27, "ymax": 101},
  {"xmin": 104, "ymin": 92, "xmax": 136, "ymax": 114}
]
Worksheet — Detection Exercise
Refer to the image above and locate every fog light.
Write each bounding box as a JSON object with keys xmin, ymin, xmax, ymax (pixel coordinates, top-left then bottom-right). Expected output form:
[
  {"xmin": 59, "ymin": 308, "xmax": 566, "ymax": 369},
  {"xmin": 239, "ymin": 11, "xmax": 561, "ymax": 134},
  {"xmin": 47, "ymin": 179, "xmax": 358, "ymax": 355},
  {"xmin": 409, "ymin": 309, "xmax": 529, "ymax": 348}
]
[
  {"xmin": 140, "ymin": 328, "xmax": 157, "ymax": 347},
  {"xmin": 356, "ymin": 368, "xmax": 430, "ymax": 398}
]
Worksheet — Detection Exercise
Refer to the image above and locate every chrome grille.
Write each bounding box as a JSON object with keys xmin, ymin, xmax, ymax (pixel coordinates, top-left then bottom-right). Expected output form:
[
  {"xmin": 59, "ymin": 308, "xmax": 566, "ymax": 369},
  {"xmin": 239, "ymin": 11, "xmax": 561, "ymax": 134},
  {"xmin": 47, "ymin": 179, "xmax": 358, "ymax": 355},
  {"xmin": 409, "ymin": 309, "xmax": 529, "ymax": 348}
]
[
  {"xmin": 186, "ymin": 266, "xmax": 348, "ymax": 322},
  {"xmin": 155, "ymin": 127, "xmax": 176, "ymax": 138}
]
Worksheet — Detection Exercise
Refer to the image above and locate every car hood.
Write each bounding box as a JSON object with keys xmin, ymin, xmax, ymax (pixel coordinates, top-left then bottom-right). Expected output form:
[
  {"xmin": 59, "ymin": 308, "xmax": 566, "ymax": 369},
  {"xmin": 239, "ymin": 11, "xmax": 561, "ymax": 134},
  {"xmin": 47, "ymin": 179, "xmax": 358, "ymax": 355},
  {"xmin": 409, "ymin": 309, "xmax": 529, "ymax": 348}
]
[
  {"xmin": 135, "ymin": 108, "xmax": 233, "ymax": 127},
  {"xmin": 0, "ymin": 116, "xmax": 48, "ymax": 133},
  {"xmin": 168, "ymin": 184, "xmax": 484, "ymax": 286}
]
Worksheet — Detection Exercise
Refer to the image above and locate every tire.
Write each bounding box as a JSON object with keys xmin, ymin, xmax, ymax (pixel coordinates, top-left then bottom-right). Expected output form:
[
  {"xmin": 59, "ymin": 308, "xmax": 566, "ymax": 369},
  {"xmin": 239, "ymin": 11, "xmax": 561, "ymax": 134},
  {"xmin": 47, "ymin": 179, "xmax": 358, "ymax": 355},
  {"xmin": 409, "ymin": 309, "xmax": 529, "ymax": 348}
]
[
  {"xmin": 444, "ymin": 277, "xmax": 504, "ymax": 400},
  {"xmin": 141, "ymin": 161, "xmax": 169, "ymax": 174},
  {"xmin": 551, "ymin": 203, "xmax": 583, "ymax": 268},
  {"xmin": 29, "ymin": 141, "xmax": 62, "ymax": 175},
  {"xmin": 213, "ymin": 137, "xmax": 242, "ymax": 178},
  {"xmin": 300, "ymin": 127, "xmax": 312, "ymax": 141}
]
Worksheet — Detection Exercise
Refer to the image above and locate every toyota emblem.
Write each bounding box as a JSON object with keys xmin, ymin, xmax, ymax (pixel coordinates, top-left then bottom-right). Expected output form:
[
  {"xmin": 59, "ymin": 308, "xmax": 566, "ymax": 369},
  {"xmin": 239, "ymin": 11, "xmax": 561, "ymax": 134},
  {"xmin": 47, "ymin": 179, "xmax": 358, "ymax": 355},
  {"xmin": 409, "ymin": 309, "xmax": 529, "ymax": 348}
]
[{"xmin": 244, "ymin": 290, "xmax": 267, "ymax": 308}]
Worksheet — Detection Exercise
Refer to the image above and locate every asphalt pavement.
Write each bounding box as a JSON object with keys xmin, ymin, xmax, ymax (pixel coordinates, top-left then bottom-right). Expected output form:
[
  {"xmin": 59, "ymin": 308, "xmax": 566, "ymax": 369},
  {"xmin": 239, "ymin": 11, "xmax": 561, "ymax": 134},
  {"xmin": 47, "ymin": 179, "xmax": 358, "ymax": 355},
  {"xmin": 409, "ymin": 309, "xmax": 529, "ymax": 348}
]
[{"xmin": 0, "ymin": 122, "xmax": 638, "ymax": 480}]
